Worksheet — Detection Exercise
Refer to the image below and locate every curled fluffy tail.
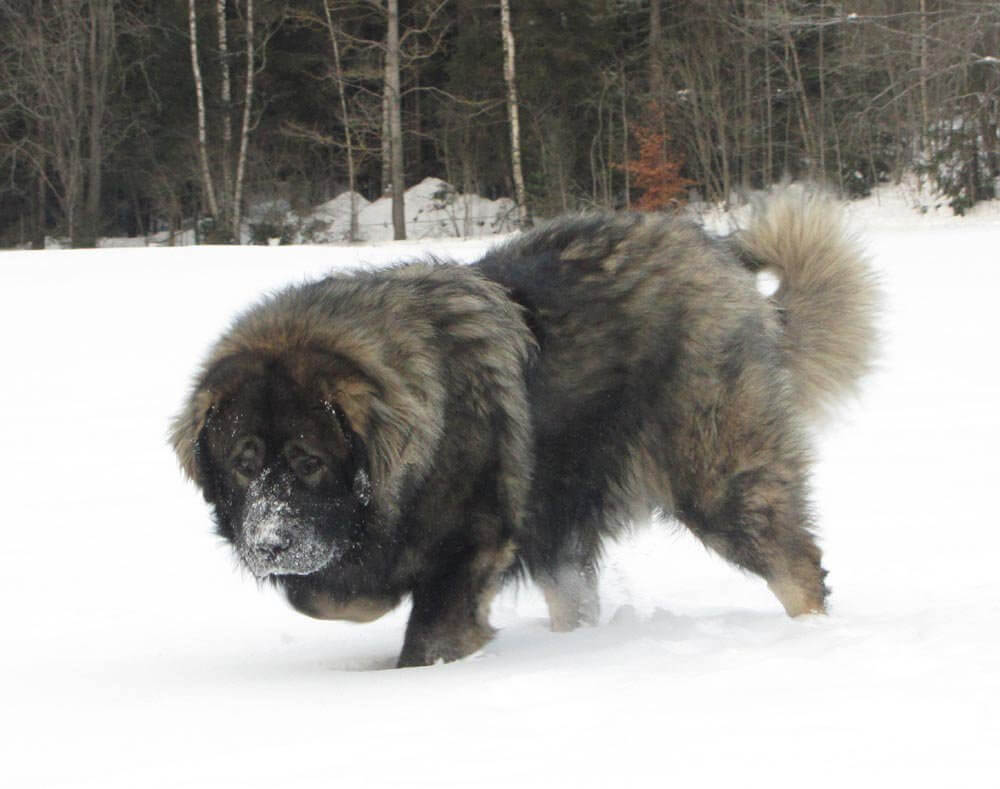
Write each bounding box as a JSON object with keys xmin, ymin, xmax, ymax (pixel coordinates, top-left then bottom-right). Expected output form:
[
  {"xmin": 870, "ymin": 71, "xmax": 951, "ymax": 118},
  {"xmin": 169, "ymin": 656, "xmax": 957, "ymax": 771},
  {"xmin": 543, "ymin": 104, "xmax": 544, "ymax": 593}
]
[{"xmin": 736, "ymin": 189, "xmax": 880, "ymax": 422}]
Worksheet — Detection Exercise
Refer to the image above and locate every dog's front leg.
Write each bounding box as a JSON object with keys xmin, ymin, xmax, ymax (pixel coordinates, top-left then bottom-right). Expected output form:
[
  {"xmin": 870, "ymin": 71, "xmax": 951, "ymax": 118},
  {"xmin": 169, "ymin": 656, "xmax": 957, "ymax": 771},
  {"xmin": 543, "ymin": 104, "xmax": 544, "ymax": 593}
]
[{"xmin": 397, "ymin": 541, "xmax": 514, "ymax": 668}]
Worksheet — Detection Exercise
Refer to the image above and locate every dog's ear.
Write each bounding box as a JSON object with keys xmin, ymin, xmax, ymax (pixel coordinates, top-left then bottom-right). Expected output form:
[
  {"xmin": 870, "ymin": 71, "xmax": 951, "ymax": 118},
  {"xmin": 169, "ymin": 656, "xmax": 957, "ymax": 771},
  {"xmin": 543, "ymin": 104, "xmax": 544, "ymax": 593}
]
[
  {"xmin": 171, "ymin": 351, "xmax": 267, "ymax": 486},
  {"xmin": 316, "ymin": 374, "xmax": 376, "ymax": 440},
  {"xmin": 170, "ymin": 386, "xmax": 218, "ymax": 485},
  {"xmin": 323, "ymin": 397, "xmax": 373, "ymax": 508}
]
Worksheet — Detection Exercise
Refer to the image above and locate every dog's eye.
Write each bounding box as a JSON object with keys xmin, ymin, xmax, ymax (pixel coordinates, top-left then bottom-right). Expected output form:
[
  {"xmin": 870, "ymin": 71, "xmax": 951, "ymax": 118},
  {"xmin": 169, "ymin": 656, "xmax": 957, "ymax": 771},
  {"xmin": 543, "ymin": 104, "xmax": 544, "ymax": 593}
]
[
  {"xmin": 230, "ymin": 437, "xmax": 264, "ymax": 482},
  {"xmin": 293, "ymin": 454, "xmax": 325, "ymax": 482}
]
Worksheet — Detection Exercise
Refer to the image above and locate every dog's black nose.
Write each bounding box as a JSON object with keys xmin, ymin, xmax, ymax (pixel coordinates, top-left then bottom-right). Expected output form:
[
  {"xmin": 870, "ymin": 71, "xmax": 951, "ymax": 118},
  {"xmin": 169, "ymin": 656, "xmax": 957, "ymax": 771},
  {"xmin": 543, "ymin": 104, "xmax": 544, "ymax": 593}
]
[{"xmin": 253, "ymin": 530, "xmax": 293, "ymax": 562}]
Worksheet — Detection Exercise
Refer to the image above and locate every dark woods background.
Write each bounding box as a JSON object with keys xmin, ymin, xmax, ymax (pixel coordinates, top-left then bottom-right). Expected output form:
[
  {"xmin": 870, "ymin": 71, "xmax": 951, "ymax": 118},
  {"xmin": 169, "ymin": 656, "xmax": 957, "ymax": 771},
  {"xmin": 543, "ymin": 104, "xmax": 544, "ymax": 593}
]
[{"xmin": 1, "ymin": 0, "xmax": 998, "ymax": 247}]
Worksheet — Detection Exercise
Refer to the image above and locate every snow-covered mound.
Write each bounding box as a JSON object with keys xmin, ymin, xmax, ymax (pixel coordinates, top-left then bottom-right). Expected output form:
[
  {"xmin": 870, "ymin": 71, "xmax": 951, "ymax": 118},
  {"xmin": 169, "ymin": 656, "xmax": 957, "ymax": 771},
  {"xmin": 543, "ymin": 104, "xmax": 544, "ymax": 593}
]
[
  {"xmin": 261, "ymin": 177, "xmax": 517, "ymax": 244},
  {"xmin": 1, "ymin": 186, "xmax": 997, "ymax": 787},
  {"xmin": 352, "ymin": 177, "xmax": 518, "ymax": 242},
  {"xmin": 301, "ymin": 190, "xmax": 372, "ymax": 243}
]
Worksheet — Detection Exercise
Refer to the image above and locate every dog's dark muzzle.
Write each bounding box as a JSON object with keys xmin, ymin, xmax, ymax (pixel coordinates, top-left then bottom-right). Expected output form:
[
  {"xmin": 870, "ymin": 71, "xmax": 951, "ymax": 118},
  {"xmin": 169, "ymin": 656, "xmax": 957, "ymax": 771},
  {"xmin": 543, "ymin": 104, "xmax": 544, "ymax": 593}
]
[{"xmin": 239, "ymin": 487, "xmax": 336, "ymax": 578}]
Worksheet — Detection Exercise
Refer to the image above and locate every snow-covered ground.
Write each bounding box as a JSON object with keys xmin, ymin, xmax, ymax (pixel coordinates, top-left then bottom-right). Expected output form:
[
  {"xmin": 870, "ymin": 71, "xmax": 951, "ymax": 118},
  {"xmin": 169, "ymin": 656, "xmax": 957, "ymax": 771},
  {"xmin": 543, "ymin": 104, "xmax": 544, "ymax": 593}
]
[{"xmin": 1, "ymin": 187, "xmax": 997, "ymax": 787}]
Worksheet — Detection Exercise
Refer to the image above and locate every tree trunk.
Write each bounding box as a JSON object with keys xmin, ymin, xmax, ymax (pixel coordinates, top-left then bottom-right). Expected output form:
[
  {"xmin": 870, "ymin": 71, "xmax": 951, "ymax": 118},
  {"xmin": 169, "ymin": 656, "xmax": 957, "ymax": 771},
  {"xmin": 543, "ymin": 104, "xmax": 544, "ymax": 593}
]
[
  {"xmin": 82, "ymin": 0, "xmax": 114, "ymax": 248},
  {"xmin": 323, "ymin": 0, "xmax": 359, "ymax": 241},
  {"xmin": 779, "ymin": 4, "xmax": 816, "ymax": 179},
  {"xmin": 232, "ymin": 0, "xmax": 254, "ymax": 242},
  {"xmin": 741, "ymin": 0, "xmax": 752, "ymax": 190},
  {"xmin": 189, "ymin": 0, "xmax": 219, "ymax": 222},
  {"xmin": 386, "ymin": 0, "xmax": 405, "ymax": 240},
  {"xmin": 621, "ymin": 64, "xmax": 630, "ymax": 210},
  {"xmin": 649, "ymin": 0, "xmax": 664, "ymax": 121},
  {"xmin": 33, "ymin": 156, "xmax": 46, "ymax": 250},
  {"xmin": 763, "ymin": 0, "xmax": 773, "ymax": 185},
  {"xmin": 919, "ymin": 0, "xmax": 929, "ymax": 155},
  {"xmin": 218, "ymin": 0, "xmax": 233, "ymax": 228},
  {"xmin": 817, "ymin": 0, "xmax": 826, "ymax": 179},
  {"xmin": 381, "ymin": 78, "xmax": 391, "ymax": 196},
  {"xmin": 500, "ymin": 0, "xmax": 529, "ymax": 227}
]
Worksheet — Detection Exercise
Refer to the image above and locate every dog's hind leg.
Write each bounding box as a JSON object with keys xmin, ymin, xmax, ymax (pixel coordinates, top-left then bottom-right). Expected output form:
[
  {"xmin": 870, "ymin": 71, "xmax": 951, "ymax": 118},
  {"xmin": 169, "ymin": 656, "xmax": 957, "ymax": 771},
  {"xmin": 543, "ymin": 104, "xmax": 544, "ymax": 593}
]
[
  {"xmin": 538, "ymin": 561, "xmax": 601, "ymax": 632},
  {"xmin": 676, "ymin": 461, "xmax": 829, "ymax": 617},
  {"xmin": 535, "ymin": 534, "xmax": 602, "ymax": 632}
]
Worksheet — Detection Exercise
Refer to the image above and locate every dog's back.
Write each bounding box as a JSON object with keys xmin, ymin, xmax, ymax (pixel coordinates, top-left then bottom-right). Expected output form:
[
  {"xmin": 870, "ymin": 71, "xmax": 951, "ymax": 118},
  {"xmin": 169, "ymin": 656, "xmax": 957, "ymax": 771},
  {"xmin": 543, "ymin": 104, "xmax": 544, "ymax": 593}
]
[{"xmin": 476, "ymin": 194, "xmax": 878, "ymax": 628}]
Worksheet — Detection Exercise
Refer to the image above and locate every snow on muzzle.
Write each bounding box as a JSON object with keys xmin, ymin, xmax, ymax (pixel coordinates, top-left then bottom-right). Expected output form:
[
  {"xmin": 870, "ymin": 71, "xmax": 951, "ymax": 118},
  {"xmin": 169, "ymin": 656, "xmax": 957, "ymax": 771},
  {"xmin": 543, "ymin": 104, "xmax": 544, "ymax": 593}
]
[{"xmin": 238, "ymin": 473, "xmax": 340, "ymax": 578}]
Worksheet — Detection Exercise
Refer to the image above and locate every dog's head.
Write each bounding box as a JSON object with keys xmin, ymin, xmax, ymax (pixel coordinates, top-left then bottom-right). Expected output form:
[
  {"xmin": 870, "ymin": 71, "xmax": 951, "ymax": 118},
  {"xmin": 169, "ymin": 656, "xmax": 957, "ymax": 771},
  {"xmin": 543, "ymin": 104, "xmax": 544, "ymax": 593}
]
[{"xmin": 173, "ymin": 351, "xmax": 373, "ymax": 579}]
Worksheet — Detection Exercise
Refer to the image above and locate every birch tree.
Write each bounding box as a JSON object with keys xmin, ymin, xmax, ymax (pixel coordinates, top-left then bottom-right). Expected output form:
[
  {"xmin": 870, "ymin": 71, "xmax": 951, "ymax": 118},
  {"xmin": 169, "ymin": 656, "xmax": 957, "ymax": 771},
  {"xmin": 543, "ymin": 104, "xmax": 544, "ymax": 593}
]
[
  {"xmin": 188, "ymin": 0, "xmax": 258, "ymax": 242},
  {"xmin": 231, "ymin": 0, "xmax": 254, "ymax": 239},
  {"xmin": 382, "ymin": 0, "xmax": 449, "ymax": 239},
  {"xmin": 500, "ymin": 0, "xmax": 528, "ymax": 226},
  {"xmin": 283, "ymin": 0, "xmax": 382, "ymax": 242},
  {"xmin": 386, "ymin": 0, "xmax": 406, "ymax": 240},
  {"xmin": 189, "ymin": 0, "xmax": 219, "ymax": 223},
  {"xmin": 323, "ymin": 0, "xmax": 360, "ymax": 241}
]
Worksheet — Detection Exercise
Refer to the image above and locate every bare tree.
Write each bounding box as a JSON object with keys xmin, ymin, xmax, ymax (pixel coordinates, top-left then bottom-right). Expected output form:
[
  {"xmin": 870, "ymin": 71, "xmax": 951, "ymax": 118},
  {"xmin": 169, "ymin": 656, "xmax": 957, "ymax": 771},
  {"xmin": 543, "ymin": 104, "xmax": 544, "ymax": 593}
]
[
  {"xmin": 231, "ymin": 0, "xmax": 255, "ymax": 239},
  {"xmin": 500, "ymin": 0, "xmax": 528, "ymax": 226},
  {"xmin": 0, "ymin": 0, "xmax": 118, "ymax": 246},
  {"xmin": 189, "ymin": 0, "xmax": 219, "ymax": 222},
  {"xmin": 648, "ymin": 0, "xmax": 664, "ymax": 113},
  {"xmin": 188, "ymin": 0, "xmax": 262, "ymax": 242},
  {"xmin": 323, "ymin": 0, "xmax": 360, "ymax": 241},
  {"xmin": 284, "ymin": 0, "xmax": 386, "ymax": 242},
  {"xmin": 386, "ymin": 0, "xmax": 406, "ymax": 239},
  {"xmin": 218, "ymin": 0, "xmax": 233, "ymax": 211}
]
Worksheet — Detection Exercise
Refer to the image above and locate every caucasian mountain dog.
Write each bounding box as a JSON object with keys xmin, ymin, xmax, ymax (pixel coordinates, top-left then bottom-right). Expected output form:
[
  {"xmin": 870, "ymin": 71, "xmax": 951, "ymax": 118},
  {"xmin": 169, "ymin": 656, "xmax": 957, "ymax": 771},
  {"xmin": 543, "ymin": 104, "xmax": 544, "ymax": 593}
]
[{"xmin": 171, "ymin": 190, "xmax": 878, "ymax": 667}]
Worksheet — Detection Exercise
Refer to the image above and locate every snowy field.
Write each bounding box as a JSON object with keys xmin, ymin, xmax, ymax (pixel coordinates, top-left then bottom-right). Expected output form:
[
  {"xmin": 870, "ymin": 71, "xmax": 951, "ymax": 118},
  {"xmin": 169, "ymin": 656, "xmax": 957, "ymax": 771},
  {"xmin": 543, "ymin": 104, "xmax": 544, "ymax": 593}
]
[{"xmin": 1, "ymin": 189, "xmax": 998, "ymax": 787}]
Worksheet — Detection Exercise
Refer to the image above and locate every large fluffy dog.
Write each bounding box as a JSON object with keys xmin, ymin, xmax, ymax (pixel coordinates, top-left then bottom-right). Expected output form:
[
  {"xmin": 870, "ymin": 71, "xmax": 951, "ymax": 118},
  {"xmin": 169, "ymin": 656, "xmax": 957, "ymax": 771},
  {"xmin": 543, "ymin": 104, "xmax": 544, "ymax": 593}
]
[{"xmin": 171, "ymin": 191, "xmax": 878, "ymax": 667}]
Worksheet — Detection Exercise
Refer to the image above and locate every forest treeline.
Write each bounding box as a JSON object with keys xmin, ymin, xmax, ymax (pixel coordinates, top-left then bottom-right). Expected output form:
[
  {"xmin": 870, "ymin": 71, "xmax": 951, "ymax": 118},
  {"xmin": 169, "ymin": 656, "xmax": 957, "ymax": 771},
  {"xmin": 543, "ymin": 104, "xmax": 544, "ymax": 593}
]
[{"xmin": 1, "ymin": 0, "xmax": 998, "ymax": 247}]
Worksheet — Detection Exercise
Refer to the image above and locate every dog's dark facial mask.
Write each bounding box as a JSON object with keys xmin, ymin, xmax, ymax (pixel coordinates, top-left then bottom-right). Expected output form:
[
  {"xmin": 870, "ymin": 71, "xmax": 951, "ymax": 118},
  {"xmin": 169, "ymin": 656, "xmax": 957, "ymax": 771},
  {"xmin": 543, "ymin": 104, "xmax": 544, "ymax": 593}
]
[{"xmin": 195, "ymin": 371, "xmax": 369, "ymax": 579}]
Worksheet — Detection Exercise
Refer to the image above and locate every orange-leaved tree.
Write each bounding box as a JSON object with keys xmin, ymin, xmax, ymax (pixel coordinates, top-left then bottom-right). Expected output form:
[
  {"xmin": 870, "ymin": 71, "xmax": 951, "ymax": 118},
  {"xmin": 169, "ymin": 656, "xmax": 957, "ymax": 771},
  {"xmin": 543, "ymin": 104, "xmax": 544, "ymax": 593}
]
[{"xmin": 621, "ymin": 110, "xmax": 694, "ymax": 211}]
